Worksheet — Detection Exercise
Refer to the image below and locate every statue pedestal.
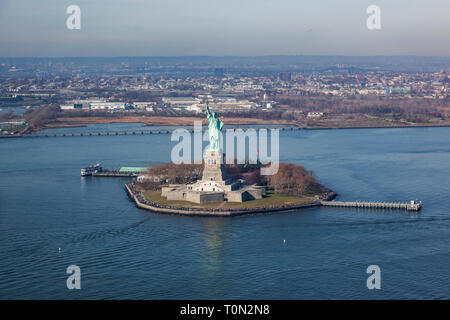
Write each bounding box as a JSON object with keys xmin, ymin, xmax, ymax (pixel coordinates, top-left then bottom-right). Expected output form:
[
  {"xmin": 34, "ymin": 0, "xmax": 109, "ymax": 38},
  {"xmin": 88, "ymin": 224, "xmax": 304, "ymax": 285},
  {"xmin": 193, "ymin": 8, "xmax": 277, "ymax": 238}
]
[{"xmin": 202, "ymin": 150, "xmax": 225, "ymax": 182}]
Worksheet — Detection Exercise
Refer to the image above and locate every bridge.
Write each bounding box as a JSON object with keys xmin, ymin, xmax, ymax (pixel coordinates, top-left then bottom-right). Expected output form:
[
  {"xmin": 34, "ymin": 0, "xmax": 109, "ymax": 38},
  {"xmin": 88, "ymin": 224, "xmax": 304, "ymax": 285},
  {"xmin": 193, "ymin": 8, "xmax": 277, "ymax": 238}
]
[
  {"xmin": 321, "ymin": 200, "xmax": 422, "ymax": 211},
  {"xmin": 21, "ymin": 126, "xmax": 301, "ymax": 138},
  {"xmin": 24, "ymin": 129, "xmax": 174, "ymax": 137}
]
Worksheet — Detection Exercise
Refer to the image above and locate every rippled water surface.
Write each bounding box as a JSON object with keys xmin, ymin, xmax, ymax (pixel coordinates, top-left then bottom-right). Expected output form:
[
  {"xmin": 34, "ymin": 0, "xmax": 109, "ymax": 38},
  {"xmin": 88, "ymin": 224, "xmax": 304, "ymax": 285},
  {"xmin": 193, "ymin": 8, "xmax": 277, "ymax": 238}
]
[{"xmin": 0, "ymin": 126, "xmax": 449, "ymax": 299}]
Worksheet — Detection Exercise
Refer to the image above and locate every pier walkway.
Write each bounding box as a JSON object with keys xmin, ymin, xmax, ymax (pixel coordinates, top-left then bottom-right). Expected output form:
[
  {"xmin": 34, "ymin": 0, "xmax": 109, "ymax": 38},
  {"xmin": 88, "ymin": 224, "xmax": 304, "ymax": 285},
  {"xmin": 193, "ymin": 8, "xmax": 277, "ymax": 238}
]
[{"xmin": 320, "ymin": 200, "xmax": 422, "ymax": 211}]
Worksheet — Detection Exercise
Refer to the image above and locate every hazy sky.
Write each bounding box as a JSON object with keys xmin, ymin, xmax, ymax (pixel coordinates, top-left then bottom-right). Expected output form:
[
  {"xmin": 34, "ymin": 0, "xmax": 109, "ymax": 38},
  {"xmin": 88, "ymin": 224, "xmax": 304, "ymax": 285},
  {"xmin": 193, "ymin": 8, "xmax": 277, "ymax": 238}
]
[{"xmin": 0, "ymin": 0, "xmax": 449, "ymax": 57}]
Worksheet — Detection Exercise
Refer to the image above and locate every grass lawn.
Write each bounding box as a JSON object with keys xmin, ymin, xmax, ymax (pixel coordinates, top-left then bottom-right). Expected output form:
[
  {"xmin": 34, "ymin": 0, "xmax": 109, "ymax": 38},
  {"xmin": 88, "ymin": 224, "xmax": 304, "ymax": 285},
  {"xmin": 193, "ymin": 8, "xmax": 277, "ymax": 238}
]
[{"xmin": 142, "ymin": 190, "xmax": 313, "ymax": 210}]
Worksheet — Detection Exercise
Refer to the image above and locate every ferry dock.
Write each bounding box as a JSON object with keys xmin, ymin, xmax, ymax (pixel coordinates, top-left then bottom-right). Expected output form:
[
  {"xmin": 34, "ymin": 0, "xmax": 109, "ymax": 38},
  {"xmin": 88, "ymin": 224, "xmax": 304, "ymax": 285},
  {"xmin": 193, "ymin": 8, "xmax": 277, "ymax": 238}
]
[
  {"xmin": 92, "ymin": 171, "xmax": 140, "ymax": 177},
  {"xmin": 320, "ymin": 200, "xmax": 422, "ymax": 211},
  {"xmin": 81, "ymin": 164, "xmax": 146, "ymax": 177}
]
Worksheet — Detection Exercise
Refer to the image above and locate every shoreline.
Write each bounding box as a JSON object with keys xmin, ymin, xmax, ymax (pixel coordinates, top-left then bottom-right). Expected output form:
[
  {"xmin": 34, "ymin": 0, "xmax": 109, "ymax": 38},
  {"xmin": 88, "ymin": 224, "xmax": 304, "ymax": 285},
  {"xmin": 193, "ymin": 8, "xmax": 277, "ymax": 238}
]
[
  {"xmin": 30, "ymin": 116, "xmax": 294, "ymax": 133},
  {"xmin": 299, "ymin": 123, "xmax": 450, "ymax": 130},
  {"xmin": 125, "ymin": 183, "xmax": 337, "ymax": 217},
  {"xmin": 27, "ymin": 117, "xmax": 450, "ymax": 133},
  {"xmin": 4, "ymin": 118, "xmax": 450, "ymax": 138}
]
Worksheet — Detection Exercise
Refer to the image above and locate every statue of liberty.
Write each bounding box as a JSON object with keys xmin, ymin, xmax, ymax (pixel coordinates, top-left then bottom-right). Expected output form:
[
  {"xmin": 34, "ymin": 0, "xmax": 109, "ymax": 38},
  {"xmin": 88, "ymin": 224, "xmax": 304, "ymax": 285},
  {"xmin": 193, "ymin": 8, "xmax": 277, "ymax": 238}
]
[{"xmin": 205, "ymin": 101, "xmax": 223, "ymax": 152}]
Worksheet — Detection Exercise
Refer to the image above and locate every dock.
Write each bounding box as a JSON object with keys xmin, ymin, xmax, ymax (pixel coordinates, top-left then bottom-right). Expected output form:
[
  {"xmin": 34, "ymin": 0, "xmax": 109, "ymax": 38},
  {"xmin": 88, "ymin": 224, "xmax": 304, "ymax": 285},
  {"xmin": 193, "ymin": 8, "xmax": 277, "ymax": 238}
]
[
  {"xmin": 81, "ymin": 165, "xmax": 147, "ymax": 177},
  {"xmin": 320, "ymin": 200, "xmax": 422, "ymax": 211},
  {"xmin": 92, "ymin": 171, "xmax": 139, "ymax": 177}
]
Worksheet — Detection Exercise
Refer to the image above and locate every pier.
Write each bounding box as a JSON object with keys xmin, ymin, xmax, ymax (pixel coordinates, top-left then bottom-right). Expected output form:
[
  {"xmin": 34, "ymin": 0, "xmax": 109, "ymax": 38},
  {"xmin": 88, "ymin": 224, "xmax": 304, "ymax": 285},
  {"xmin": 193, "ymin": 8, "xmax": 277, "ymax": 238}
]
[
  {"xmin": 92, "ymin": 171, "xmax": 139, "ymax": 177},
  {"xmin": 81, "ymin": 165, "xmax": 147, "ymax": 177},
  {"xmin": 320, "ymin": 200, "xmax": 422, "ymax": 211}
]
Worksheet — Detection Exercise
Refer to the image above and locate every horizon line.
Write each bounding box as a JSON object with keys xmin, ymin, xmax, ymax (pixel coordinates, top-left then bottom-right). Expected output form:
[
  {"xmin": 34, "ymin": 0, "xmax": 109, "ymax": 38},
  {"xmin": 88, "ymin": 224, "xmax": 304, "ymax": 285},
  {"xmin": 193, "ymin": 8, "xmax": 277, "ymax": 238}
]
[{"xmin": 1, "ymin": 54, "xmax": 450, "ymax": 59}]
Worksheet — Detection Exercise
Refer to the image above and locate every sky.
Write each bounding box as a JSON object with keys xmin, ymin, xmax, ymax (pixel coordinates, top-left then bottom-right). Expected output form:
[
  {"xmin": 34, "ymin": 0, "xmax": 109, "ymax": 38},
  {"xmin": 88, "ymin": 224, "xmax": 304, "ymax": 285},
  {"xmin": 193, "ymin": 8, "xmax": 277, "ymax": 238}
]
[{"xmin": 0, "ymin": 0, "xmax": 449, "ymax": 57}]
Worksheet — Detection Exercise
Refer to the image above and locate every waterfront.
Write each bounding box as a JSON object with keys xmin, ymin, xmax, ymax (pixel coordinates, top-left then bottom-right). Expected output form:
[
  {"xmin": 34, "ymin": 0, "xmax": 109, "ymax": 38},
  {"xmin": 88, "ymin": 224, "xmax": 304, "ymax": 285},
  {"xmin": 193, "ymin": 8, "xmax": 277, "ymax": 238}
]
[{"xmin": 0, "ymin": 126, "xmax": 449, "ymax": 299}]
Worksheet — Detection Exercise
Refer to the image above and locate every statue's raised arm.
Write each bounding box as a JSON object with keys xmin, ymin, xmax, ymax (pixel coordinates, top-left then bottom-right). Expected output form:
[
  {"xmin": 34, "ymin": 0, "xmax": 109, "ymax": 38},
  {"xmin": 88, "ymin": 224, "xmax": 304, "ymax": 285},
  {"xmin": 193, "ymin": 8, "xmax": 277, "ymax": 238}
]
[{"xmin": 205, "ymin": 101, "xmax": 211, "ymax": 116}]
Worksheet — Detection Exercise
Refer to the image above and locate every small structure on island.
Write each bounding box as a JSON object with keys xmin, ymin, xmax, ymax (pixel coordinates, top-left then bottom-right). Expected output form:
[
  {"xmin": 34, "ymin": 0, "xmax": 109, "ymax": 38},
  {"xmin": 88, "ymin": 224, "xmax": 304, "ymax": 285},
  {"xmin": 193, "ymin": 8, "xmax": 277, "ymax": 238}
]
[{"xmin": 161, "ymin": 102, "xmax": 265, "ymax": 204}]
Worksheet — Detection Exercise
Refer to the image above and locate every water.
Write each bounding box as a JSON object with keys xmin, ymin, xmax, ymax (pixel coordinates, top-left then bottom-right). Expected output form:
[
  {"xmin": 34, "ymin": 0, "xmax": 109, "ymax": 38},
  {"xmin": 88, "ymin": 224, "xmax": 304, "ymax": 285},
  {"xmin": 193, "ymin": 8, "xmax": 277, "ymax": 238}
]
[
  {"xmin": 0, "ymin": 106, "xmax": 28, "ymax": 115},
  {"xmin": 0, "ymin": 126, "xmax": 449, "ymax": 299}
]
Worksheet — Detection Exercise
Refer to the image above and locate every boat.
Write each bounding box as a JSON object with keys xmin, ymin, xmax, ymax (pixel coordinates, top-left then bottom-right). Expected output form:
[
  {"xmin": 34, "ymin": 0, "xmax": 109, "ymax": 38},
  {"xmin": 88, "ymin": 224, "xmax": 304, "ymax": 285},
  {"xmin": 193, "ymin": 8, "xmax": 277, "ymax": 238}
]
[{"xmin": 81, "ymin": 163, "xmax": 103, "ymax": 176}]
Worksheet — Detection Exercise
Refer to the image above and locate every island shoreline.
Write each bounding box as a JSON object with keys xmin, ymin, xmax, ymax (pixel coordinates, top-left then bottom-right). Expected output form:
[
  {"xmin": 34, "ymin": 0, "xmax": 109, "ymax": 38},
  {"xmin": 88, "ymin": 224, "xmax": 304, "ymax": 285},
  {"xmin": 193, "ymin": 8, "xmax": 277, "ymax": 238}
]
[{"xmin": 125, "ymin": 183, "xmax": 337, "ymax": 217}]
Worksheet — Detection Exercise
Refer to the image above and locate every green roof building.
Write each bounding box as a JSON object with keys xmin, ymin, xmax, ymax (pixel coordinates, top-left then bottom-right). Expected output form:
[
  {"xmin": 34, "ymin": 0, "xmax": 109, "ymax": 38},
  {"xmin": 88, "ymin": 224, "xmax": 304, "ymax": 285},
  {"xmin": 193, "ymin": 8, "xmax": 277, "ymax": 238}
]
[{"xmin": 119, "ymin": 167, "xmax": 147, "ymax": 173}]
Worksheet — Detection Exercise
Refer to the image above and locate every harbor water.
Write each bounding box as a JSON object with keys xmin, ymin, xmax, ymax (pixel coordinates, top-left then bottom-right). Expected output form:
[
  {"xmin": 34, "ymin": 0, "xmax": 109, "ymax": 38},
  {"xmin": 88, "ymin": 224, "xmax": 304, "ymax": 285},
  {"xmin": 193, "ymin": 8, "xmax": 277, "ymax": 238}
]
[{"xmin": 0, "ymin": 126, "xmax": 449, "ymax": 299}]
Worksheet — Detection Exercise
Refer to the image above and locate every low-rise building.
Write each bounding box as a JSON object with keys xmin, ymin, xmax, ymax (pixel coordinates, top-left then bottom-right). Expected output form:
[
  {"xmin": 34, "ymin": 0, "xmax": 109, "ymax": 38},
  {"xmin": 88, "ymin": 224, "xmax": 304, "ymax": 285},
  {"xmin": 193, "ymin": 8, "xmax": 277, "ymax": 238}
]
[{"xmin": 307, "ymin": 112, "xmax": 326, "ymax": 118}]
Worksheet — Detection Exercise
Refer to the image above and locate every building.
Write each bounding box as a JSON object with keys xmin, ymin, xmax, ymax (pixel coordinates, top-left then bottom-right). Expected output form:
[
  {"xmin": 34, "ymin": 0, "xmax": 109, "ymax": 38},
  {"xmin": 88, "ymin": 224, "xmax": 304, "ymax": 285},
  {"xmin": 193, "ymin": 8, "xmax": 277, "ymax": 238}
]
[
  {"xmin": 90, "ymin": 102, "xmax": 128, "ymax": 111},
  {"xmin": 0, "ymin": 120, "xmax": 26, "ymax": 129},
  {"xmin": 206, "ymin": 97, "xmax": 259, "ymax": 112},
  {"xmin": 162, "ymin": 97, "xmax": 202, "ymax": 113},
  {"xmin": 162, "ymin": 97, "xmax": 201, "ymax": 106},
  {"xmin": 59, "ymin": 100, "xmax": 130, "ymax": 111},
  {"xmin": 132, "ymin": 102, "xmax": 157, "ymax": 112},
  {"xmin": 60, "ymin": 103, "xmax": 84, "ymax": 110},
  {"xmin": 279, "ymin": 72, "xmax": 292, "ymax": 82},
  {"xmin": 307, "ymin": 112, "xmax": 326, "ymax": 118},
  {"xmin": 119, "ymin": 167, "xmax": 147, "ymax": 174}
]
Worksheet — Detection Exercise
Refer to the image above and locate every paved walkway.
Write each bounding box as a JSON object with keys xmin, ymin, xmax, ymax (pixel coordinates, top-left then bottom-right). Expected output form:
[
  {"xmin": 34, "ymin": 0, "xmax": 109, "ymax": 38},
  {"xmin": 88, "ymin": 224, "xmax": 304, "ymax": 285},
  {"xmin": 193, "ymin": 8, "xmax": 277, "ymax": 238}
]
[{"xmin": 216, "ymin": 201, "xmax": 227, "ymax": 209}]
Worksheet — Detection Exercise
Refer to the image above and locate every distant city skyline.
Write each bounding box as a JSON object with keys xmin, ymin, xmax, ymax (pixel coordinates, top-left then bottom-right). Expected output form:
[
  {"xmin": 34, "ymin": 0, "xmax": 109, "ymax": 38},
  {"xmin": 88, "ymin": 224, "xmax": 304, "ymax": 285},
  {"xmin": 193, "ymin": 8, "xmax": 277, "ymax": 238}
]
[{"xmin": 0, "ymin": 0, "xmax": 449, "ymax": 57}]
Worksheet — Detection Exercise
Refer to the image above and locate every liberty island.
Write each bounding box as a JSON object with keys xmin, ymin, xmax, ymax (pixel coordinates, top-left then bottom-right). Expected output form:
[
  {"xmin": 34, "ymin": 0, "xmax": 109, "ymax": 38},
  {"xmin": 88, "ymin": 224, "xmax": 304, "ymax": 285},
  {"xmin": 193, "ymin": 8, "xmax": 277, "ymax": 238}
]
[
  {"xmin": 125, "ymin": 101, "xmax": 335, "ymax": 215},
  {"xmin": 123, "ymin": 101, "xmax": 421, "ymax": 216}
]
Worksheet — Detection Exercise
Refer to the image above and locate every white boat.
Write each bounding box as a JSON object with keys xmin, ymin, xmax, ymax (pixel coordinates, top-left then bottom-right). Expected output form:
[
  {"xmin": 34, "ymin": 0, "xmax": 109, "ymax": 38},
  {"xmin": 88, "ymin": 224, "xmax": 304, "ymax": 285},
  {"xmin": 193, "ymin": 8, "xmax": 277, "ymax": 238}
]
[{"xmin": 81, "ymin": 163, "xmax": 103, "ymax": 176}]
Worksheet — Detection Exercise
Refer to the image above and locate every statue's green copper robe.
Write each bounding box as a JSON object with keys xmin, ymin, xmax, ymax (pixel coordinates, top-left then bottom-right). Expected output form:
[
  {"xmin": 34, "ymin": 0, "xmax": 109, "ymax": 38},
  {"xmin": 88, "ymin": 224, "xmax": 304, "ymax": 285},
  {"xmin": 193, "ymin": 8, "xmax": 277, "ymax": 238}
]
[{"xmin": 206, "ymin": 101, "xmax": 223, "ymax": 152}]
